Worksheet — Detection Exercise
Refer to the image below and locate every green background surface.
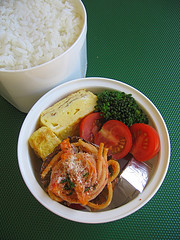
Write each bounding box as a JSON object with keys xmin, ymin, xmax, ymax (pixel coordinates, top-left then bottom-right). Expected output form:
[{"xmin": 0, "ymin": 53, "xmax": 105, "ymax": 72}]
[{"xmin": 1, "ymin": 0, "xmax": 179, "ymax": 239}]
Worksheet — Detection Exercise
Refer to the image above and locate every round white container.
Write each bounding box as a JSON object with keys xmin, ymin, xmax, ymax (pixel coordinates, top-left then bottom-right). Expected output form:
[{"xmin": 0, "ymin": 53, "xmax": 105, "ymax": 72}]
[
  {"xmin": 0, "ymin": 0, "xmax": 87, "ymax": 113},
  {"xmin": 18, "ymin": 77, "xmax": 170, "ymax": 223}
]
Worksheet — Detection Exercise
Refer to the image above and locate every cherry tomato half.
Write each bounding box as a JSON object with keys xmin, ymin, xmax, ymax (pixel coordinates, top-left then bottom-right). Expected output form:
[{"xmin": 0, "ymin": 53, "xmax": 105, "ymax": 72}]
[
  {"xmin": 79, "ymin": 112, "xmax": 104, "ymax": 142},
  {"xmin": 130, "ymin": 123, "xmax": 160, "ymax": 162},
  {"xmin": 94, "ymin": 120, "xmax": 132, "ymax": 160}
]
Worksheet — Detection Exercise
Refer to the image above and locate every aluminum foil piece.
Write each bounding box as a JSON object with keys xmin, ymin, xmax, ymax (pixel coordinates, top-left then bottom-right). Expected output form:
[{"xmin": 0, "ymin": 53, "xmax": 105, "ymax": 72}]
[
  {"xmin": 121, "ymin": 157, "xmax": 152, "ymax": 193},
  {"xmin": 105, "ymin": 156, "xmax": 152, "ymax": 210}
]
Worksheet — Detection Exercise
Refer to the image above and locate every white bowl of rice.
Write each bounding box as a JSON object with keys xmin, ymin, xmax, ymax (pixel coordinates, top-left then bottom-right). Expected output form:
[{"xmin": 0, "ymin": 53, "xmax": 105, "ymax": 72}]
[
  {"xmin": 18, "ymin": 77, "xmax": 170, "ymax": 223},
  {"xmin": 0, "ymin": 0, "xmax": 87, "ymax": 113}
]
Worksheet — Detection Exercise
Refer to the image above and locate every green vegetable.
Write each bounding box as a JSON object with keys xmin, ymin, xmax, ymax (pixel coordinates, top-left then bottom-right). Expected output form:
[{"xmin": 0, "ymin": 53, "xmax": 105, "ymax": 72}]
[
  {"xmin": 61, "ymin": 175, "xmax": 75, "ymax": 190},
  {"xmin": 95, "ymin": 90, "xmax": 149, "ymax": 127},
  {"xmin": 84, "ymin": 187, "xmax": 90, "ymax": 192},
  {"xmin": 83, "ymin": 172, "xmax": 89, "ymax": 177}
]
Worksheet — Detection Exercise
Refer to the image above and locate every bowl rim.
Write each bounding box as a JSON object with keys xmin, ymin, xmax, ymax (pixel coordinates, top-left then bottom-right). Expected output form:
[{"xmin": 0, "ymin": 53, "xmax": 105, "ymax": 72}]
[
  {"xmin": 0, "ymin": 0, "xmax": 87, "ymax": 73},
  {"xmin": 17, "ymin": 77, "xmax": 170, "ymax": 223}
]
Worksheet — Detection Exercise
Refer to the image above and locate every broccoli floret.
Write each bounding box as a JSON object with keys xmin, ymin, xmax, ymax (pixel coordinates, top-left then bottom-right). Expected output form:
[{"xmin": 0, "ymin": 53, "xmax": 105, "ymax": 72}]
[{"xmin": 94, "ymin": 90, "xmax": 149, "ymax": 127}]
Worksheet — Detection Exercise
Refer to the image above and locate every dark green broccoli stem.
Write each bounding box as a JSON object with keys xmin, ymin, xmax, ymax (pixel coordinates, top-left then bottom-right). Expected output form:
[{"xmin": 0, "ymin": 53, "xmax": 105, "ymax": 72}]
[{"xmin": 94, "ymin": 90, "xmax": 149, "ymax": 127}]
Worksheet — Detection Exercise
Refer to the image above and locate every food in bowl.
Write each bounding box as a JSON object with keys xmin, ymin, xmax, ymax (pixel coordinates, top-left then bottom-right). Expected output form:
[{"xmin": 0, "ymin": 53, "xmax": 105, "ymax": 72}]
[
  {"xmin": 28, "ymin": 88, "xmax": 160, "ymax": 211},
  {"xmin": 39, "ymin": 89, "xmax": 97, "ymax": 140},
  {"xmin": 18, "ymin": 77, "xmax": 170, "ymax": 223},
  {"xmin": 29, "ymin": 126, "xmax": 61, "ymax": 160},
  {"xmin": 0, "ymin": 0, "xmax": 83, "ymax": 70},
  {"xmin": 41, "ymin": 137, "xmax": 120, "ymax": 210}
]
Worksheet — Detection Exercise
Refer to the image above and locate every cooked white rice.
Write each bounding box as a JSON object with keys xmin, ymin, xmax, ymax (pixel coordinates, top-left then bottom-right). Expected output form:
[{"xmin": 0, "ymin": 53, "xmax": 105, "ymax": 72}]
[{"xmin": 0, "ymin": 0, "xmax": 83, "ymax": 70}]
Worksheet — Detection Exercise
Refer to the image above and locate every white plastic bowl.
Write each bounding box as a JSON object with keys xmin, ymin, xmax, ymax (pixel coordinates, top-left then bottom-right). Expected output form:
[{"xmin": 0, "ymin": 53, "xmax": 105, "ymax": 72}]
[
  {"xmin": 0, "ymin": 0, "xmax": 87, "ymax": 113},
  {"xmin": 18, "ymin": 77, "xmax": 170, "ymax": 223}
]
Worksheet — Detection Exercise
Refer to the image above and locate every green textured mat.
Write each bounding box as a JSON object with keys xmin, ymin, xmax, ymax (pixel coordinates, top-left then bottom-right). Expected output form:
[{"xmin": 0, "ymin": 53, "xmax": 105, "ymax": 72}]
[{"xmin": 1, "ymin": 0, "xmax": 179, "ymax": 239}]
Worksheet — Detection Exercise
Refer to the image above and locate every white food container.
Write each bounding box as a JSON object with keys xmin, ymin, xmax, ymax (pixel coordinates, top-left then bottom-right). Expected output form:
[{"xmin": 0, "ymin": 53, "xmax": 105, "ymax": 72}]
[
  {"xmin": 18, "ymin": 77, "xmax": 170, "ymax": 223},
  {"xmin": 0, "ymin": 0, "xmax": 87, "ymax": 113}
]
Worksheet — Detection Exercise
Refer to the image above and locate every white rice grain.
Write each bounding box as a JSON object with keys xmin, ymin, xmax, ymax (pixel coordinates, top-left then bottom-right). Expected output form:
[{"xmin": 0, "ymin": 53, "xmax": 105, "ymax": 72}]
[{"xmin": 0, "ymin": 0, "xmax": 83, "ymax": 70}]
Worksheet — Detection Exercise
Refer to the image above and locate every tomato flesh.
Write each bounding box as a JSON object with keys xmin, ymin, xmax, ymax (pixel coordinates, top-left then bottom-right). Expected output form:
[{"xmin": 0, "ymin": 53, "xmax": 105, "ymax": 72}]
[
  {"xmin": 94, "ymin": 120, "xmax": 132, "ymax": 160},
  {"xmin": 79, "ymin": 112, "xmax": 104, "ymax": 142},
  {"xmin": 130, "ymin": 123, "xmax": 160, "ymax": 162}
]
